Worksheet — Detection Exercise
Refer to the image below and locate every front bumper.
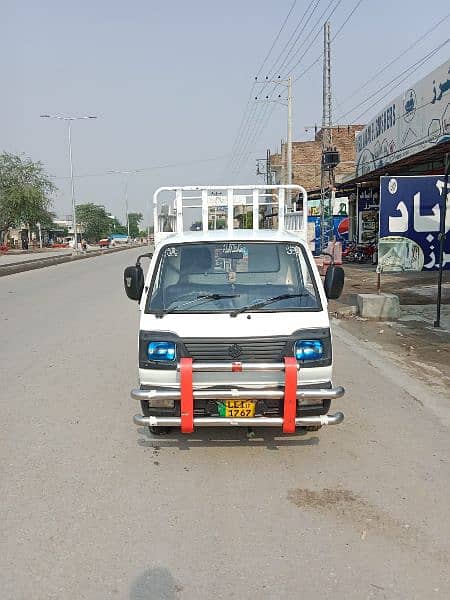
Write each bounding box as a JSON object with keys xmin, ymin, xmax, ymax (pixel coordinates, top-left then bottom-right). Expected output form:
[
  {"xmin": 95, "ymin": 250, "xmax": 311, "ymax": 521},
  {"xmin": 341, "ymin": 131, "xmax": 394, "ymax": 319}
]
[
  {"xmin": 133, "ymin": 413, "xmax": 344, "ymax": 428},
  {"xmin": 132, "ymin": 359, "xmax": 345, "ymax": 433}
]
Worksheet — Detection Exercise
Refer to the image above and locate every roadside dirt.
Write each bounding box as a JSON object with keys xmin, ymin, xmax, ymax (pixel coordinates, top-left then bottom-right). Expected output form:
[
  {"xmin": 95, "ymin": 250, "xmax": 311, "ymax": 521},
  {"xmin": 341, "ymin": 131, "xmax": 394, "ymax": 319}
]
[{"xmin": 329, "ymin": 263, "xmax": 450, "ymax": 399}]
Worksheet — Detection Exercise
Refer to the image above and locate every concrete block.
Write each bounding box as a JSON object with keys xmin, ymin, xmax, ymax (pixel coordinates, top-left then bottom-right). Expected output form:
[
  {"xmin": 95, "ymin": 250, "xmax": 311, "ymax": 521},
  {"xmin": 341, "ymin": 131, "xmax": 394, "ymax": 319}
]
[{"xmin": 356, "ymin": 293, "xmax": 400, "ymax": 321}]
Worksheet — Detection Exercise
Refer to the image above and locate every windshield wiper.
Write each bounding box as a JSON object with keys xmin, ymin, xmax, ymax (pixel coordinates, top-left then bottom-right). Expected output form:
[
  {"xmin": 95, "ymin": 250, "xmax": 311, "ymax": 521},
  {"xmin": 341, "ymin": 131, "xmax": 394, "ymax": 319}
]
[
  {"xmin": 155, "ymin": 293, "xmax": 240, "ymax": 317},
  {"xmin": 230, "ymin": 293, "xmax": 308, "ymax": 317}
]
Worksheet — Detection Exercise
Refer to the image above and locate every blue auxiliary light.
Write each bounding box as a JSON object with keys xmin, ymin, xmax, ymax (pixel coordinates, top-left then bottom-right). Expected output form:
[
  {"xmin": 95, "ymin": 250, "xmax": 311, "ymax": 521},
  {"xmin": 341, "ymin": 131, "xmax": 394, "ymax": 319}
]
[
  {"xmin": 294, "ymin": 340, "xmax": 323, "ymax": 361},
  {"xmin": 147, "ymin": 341, "xmax": 176, "ymax": 362}
]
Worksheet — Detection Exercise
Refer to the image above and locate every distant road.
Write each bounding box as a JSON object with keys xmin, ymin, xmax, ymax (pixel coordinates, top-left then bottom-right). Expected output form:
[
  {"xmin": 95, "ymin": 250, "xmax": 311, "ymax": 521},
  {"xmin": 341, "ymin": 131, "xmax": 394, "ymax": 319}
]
[{"xmin": 1, "ymin": 248, "xmax": 449, "ymax": 599}]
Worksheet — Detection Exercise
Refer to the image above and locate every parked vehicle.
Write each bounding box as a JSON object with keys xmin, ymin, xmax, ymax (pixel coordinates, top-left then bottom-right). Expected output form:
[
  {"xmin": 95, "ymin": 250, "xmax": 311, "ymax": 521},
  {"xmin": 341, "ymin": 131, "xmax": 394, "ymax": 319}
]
[
  {"xmin": 99, "ymin": 238, "xmax": 110, "ymax": 248},
  {"xmin": 343, "ymin": 240, "xmax": 377, "ymax": 264},
  {"xmin": 110, "ymin": 234, "xmax": 129, "ymax": 246},
  {"xmin": 124, "ymin": 185, "xmax": 345, "ymax": 436}
]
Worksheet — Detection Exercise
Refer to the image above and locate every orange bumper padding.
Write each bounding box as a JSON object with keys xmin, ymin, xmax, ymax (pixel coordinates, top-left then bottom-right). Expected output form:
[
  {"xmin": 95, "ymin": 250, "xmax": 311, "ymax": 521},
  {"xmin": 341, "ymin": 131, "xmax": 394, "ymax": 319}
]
[
  {"xmin": 283, "ymin": 357, "xmax": 298, "ymax": 433},
  {"xmin": 180, "ymin": 357, "xmax": 194, "ymax": 433}
]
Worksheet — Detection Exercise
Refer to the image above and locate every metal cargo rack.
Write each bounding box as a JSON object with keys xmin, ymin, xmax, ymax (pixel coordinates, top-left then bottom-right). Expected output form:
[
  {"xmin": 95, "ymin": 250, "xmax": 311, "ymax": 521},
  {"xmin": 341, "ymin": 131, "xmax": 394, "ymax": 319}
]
[{"xmin": 152, "ymin": 184, "xmax": 308, "ymax": 246}]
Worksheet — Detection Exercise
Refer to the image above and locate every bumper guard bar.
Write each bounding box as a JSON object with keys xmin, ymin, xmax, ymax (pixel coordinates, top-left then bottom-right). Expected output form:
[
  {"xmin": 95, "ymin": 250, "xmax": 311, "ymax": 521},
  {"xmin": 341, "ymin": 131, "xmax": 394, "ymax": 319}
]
[{"xmin": 133, "ymin": 358, "xmax": 344, "ymax": 433}]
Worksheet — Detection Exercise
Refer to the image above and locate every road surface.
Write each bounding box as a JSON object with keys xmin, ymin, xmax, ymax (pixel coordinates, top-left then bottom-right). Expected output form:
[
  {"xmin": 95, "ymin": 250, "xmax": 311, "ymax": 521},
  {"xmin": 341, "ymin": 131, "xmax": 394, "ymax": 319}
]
[{"xmin": 1, "ymin": 249, "xmax": 449, "ymax": 599}]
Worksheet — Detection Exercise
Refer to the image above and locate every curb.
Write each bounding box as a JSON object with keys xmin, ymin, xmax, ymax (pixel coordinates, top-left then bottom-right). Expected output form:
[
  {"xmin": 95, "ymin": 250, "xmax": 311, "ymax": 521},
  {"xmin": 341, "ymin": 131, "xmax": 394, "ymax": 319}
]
[{"xmin": 0, "ymin": 245, "xmax": 148, "ymax": 277}]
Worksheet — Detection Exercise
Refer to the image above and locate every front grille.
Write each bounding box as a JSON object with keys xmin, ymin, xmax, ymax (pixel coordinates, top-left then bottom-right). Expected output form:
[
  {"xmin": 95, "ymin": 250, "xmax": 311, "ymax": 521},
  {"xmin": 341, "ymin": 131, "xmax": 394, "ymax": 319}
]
[{"xmin": 183, "ymin": 338, "xmax": 290, "ymax": 362}]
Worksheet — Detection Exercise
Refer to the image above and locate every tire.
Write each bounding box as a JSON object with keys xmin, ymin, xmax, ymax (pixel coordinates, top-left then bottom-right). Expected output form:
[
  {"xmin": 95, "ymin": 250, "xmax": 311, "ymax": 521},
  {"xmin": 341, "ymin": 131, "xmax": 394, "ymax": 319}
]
[
  {"xmin": 149, "ymin": 426, "xmax": 171, "ymax": 435},
  {"xmin": 140, "ymin": 400, "xmax": 171, "ymax": 435}
]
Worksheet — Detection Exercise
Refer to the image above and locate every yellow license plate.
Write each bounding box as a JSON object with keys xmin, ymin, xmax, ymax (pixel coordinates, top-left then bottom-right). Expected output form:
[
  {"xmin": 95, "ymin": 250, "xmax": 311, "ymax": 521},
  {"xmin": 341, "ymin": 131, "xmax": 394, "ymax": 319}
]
[{"xmin": 219, "ymin": 400, "xmax": 256, "ymax": 418}]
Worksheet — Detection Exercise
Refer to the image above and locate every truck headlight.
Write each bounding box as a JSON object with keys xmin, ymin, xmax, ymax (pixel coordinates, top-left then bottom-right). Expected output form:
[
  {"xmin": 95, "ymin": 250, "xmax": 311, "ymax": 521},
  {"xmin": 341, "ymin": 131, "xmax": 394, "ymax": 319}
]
[
  {"xmin": 294, "ymin": 340, "xmax": 323, "ymax": 361},
  {"xmin": 147, "ymin": 341, "xmax": 176, "ymax": 362}
]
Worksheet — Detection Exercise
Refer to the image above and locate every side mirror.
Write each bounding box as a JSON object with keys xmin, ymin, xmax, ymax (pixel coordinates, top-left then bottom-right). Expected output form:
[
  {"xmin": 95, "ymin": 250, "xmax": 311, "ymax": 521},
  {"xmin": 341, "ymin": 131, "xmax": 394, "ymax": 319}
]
[
  {"xmin": 324, "ymin": 265, "xmax": 344, "ymax": 300},
  {"xmin": 124, "ymin": 265, "xmax": 144, "ymax": 301}
]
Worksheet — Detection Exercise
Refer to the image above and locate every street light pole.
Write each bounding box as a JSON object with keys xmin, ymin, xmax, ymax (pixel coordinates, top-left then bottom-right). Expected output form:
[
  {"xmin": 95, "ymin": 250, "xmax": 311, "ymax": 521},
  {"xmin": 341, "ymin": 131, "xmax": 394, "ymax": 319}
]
[
  {"xmin": 40, "ymin": 114, "xmax": 97, "ymax": 253},
  {"xmin": 124, "ymin": 181, "xmax": 130, "ymax": 238},
  {"xmin": 67, "ymin": 119, "xmax": 78, "ymax": 251}
]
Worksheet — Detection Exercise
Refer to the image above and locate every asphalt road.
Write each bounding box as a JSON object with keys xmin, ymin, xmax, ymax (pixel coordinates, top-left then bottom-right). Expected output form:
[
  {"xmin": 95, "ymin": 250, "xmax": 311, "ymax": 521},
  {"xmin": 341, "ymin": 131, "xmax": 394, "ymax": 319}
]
[{"xmin": 1, "ymin": 249, "xmax": 449, "ymax": 600}]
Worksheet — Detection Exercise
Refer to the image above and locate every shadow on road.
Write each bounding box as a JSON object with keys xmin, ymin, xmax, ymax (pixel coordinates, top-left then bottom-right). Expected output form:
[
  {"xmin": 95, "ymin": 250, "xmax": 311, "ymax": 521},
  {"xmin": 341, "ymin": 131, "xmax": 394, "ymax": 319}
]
[
  {"xmin": 130, "ymin": 567, "xmax": 183, "ymax": 600},
  {"xmin": 136, "ymin": 426, "xmax": 320, "ymax": 450}
]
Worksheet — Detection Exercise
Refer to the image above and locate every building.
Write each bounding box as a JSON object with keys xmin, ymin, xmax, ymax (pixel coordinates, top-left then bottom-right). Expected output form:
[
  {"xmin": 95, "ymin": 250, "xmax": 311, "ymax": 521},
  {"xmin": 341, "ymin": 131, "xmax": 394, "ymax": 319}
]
[
  {"xmin": 269, "ymin": 124, "xmax": 364, "ymax": 191},
  {"xmin": 341, "ymin": 58, "xmax": 450, "ymax": 244}
]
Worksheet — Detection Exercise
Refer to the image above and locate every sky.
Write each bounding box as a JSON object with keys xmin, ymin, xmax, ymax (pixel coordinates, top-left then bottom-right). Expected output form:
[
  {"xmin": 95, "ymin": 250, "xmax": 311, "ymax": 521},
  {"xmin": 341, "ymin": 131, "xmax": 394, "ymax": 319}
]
[{"xmin": 2, "ymin": 0, "xmax": 449, "ymax": 226}]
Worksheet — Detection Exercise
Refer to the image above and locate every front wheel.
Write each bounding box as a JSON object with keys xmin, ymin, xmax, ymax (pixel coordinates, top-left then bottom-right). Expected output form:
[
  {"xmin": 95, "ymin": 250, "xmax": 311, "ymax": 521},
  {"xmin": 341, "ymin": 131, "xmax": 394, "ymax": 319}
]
[{"xmin": 140, "ymin": 400, "xmax": 171, "ymax": 435}]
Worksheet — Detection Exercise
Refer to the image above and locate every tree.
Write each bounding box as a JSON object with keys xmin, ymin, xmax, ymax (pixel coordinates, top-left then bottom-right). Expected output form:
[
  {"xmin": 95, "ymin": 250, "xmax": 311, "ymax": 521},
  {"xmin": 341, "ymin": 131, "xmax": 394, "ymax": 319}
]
[
  {"xmin": 127, "ymin": 212, "xmax": 143, "ymax": 238},
  {"xmin": 108, "ymin": 216, "xmax": 127, "ymax": 235},
  {"xmin": 0, "ymin": 152, "xmax": 56, "ymax": 244},
  {"xmin": 76, "ymin": 203, "xmax": 114, "ymax": 242}
]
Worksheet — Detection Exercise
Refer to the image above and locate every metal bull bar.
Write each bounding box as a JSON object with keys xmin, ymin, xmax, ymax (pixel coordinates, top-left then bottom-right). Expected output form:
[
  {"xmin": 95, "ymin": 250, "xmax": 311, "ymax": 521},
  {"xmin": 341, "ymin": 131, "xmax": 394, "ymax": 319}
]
[{"xmin": 132, "ymin": 358, "xmax": 345, "ymax": 433}]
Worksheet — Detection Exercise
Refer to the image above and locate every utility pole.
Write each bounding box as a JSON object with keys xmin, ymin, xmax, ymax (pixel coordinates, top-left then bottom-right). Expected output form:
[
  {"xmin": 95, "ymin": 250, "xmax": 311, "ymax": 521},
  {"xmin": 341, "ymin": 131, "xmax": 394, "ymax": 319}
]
[
  {"xmin": 254, "ymin": 76, "xmax": 293, "ymax": 204},
  {"xmin": 320, "ymin": 22, "xmax": 339, "ymax": 252},
  {"xmin": 287, "ymin": 75, "xmax": 293, "ymax": 204}
]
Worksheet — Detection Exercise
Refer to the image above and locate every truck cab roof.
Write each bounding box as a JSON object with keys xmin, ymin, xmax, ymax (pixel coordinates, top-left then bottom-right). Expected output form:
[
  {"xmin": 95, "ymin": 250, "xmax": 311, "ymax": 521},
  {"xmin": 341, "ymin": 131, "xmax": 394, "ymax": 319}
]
[{"xmin": 156, "ymin": 228, "xmax": 310, "ymax": 248}]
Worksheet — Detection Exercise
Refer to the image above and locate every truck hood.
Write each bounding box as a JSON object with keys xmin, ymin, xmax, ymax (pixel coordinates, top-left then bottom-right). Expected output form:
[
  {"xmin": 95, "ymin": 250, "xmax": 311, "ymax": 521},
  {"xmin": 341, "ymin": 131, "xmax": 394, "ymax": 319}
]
[{"xmin": 139, "ymin": 309, "xmax": 329, "ymax": 337}]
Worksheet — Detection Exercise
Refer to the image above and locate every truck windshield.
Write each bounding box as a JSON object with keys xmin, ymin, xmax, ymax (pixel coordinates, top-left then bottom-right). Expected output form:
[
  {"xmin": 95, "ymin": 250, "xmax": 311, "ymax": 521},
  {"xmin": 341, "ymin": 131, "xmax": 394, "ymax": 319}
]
[{"xmin": 146, "ymin": 242, "xmax": 321, "ymax": 314}]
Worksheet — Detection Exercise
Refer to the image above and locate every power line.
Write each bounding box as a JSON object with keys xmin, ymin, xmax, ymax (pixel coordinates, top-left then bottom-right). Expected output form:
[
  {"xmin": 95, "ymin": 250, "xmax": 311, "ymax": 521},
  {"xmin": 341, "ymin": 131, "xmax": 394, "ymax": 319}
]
[
  {"xmin": 226, "ymin": 0, "xmax": 300, "ymax": 174},
  {"xmin": 281, "ymin": 0, "xmax": 342, "ymax": 76},
  {"xmin": 292, "ymin": 0, "xmax": 365, "ymax": 82},
  {"xmin": 228, "ymin": 0, "xmax": 321, "ymax": 174},
  {"xmin": 230, "ymin": 0, "xmax": 331, "ymax": 174},
  {"xmin": 264, "ymin": 0, "xmax": 321, "ymax": 81},
  {"xmin": 229, "ymin": 0, "xmax": 364, "ymax": 175},
  {"xmin": 231, "ymin": 98, "xmax": 276, "ymax": 174},
  {"xmin": 49, "ymin": 155, "xmax": 230, "ymax": 180},
  {"xmin": 256, "ymin": 0, "xmax": 298, "ymax": 78},
  {"xmin": 336, "ymin": 38, "xmax": 449, "ymax": 123},
  {"xmin": 234, "ymin": 102, "xmax": 278, "ymax": 175},
  {"xmin": 337, "ymin": 12, "xmax": 450, "ymax": 109},
  {"xmin": 286, "ymin": 0, "xmax": 344, "ymax": 77}
]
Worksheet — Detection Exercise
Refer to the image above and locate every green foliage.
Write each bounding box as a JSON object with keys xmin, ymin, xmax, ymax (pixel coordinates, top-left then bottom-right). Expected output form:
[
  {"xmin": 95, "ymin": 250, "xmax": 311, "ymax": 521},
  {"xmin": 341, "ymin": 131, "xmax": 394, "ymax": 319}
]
[
  {"xmin": 0, "ymin": 152, "xmax": 56, "ymax": 241},
  {"xmin": 75, "ymin": 203, "xmax": 120, "ymax": 242},
  {"xmin": 236, "ymin": 212, "xmax": 253, "ymax": 229},
  {"xmin": 109, "ymin": 217, "xmax": 127, "ymax": 235},
  {"xmin": 127, "ymin": 212, "xmax": 143, "ymax": 238}
]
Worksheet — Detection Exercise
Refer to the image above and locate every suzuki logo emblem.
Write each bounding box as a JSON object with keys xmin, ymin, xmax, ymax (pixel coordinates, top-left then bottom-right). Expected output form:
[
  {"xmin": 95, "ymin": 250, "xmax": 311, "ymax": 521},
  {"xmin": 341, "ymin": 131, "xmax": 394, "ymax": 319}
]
[{"xmin": 228, "ymin": 343, "xmax": 243, "ymax": 359}]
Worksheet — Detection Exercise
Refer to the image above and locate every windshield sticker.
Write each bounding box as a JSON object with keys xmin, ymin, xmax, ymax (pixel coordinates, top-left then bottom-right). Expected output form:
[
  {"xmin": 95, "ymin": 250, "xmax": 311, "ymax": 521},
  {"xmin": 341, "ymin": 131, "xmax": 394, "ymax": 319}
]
[
  {"xmin": 165, "ymin": 247, "xmax": 178, "ymax": 257},
  {"xmin": 221, "ymin": 243, "xmax": 245, "ymax": 255},
  {"xmin": 286, "ymin": 245, "xmax": 301, "ymax": 256}
]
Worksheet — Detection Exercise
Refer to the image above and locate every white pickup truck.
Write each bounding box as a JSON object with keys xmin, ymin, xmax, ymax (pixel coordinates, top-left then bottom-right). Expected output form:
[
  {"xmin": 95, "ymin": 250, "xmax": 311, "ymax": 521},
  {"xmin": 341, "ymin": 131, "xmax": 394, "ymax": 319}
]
[{"xmin": 124, "ymin": 185, "xmax": 345, "ymax": 436}]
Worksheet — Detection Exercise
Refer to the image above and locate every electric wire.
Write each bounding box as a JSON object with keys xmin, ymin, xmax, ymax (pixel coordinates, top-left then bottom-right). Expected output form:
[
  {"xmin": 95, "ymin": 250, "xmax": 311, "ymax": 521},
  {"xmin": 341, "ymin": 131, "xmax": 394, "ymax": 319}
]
[
  {"xmin": 256, "ymin": 0, "xmax": 298, "ymax": 78},
  {"xmin": 230, "ymin": 0, "xmax": 363, "ymax": 174},
  {"xmin": 336, "ymin": 38, "xmax": 449, "ymax": 124},
  {"xmin": 292, "ymin": 0, "xmax": 365, "ymax": 82},
  {"xmin": 231, "ymin": 0, "xmax": 329, "ymax": 174},
  {"xmin": 226, "ymin": 0, "xmax": 301, "ymax": 174},
  {"xmin": 337, "ymin": 13, "xmax": 450, "ymax": 110},
  {"xmin": 286, "ymin": 0, "xmax": 344, "ymax": 77},
  {"xmin": 263, "ymin": 0, "xmax": 321, "ymax": 82},
  {"xmin": 49, "ymin": 155, "xmax": 230, "ymax": 180},
  {"xmin": 281, "ymin": 0, "xmax": 343, "ymax": 76},
  {"xmin": 229, "ymin": 0, "xmax": 322, "ymax": 174}
]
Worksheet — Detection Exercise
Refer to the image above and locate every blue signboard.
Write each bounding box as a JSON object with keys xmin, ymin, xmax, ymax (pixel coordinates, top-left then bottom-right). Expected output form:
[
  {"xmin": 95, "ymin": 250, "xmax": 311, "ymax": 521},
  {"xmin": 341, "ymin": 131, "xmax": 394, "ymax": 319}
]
[{"xmin": 379, "ymin": 176, "xmax": 450, "ymax": 271}]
